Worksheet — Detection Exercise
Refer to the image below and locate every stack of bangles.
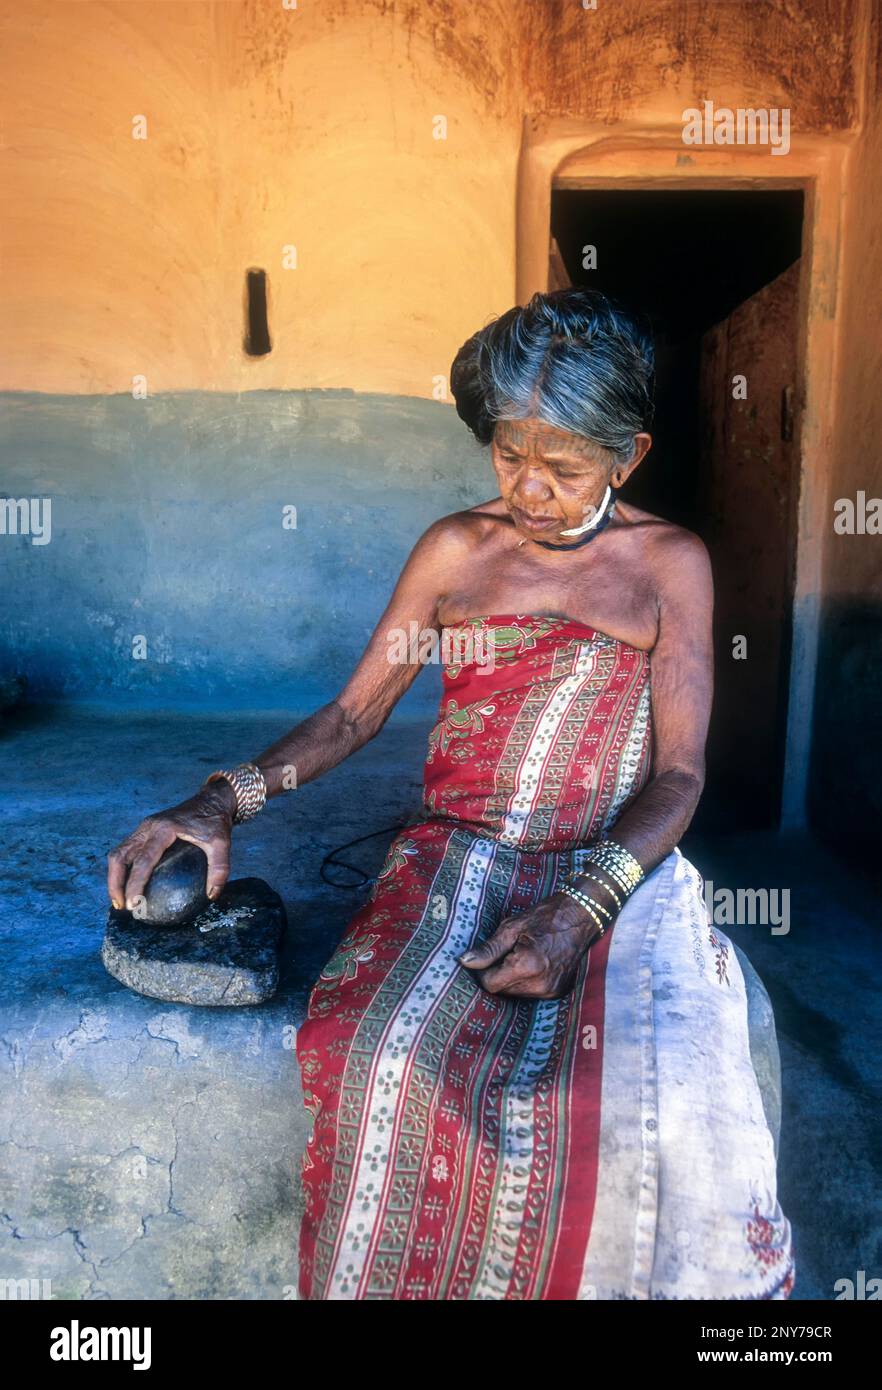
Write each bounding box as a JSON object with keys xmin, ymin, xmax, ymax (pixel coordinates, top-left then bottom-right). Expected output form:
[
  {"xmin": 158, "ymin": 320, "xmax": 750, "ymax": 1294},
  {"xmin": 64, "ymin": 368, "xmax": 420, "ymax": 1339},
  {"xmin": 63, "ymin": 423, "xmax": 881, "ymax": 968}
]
[{"xmin": 558, "ymin": 837, "xmax": 645, "ymax": 940}]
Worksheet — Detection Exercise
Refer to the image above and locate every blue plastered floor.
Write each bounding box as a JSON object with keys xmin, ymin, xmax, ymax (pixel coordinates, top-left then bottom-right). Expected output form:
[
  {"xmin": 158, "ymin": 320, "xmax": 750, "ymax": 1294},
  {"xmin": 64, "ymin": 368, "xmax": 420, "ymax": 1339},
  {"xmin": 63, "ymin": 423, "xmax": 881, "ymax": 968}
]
[{"xmin": 1, "ymin": 706, "xmax": 879, "ymax": 1300}]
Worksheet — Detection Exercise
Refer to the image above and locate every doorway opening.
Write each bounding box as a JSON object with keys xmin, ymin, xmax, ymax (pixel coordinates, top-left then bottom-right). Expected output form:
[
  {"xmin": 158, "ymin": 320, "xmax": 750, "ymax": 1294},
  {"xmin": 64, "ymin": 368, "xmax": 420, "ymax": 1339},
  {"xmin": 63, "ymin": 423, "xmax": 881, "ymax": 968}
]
[{"xmin": 550, "ymin": 188, "xmax": 805, "ymax": 832}]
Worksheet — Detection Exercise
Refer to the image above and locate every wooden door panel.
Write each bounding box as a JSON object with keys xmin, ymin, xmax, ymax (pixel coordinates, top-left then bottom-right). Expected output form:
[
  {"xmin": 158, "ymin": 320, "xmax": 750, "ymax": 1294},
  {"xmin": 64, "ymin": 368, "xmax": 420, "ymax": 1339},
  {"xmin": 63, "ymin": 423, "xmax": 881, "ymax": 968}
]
[{"xmin": 699, "ymin": 261, "xmax": 801, "ymax": 825}]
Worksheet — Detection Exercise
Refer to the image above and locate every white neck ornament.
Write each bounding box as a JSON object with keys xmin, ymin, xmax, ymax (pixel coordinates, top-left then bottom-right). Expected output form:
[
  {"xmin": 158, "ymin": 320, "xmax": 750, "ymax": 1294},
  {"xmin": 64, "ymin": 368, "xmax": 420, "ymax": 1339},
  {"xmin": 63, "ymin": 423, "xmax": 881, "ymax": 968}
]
[{"xmin": 558, "ymin": 485, "xmax": 613, "ymax": 537}]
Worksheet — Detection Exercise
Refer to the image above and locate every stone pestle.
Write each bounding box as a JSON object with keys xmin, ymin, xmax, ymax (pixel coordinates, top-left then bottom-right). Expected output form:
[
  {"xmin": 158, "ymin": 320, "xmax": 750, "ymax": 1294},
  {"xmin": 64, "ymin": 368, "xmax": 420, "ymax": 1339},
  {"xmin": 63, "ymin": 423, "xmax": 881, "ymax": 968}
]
[{"xmin": 134, "ymin": 839, "xmax": 209, "ymax": 927}]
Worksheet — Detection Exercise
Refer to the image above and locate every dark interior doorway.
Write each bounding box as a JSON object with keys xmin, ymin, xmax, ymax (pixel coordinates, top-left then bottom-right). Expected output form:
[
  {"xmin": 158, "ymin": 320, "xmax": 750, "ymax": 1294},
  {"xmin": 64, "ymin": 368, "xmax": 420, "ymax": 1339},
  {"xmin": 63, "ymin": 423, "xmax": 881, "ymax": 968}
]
[{"xmin": 550, "ymin": 189, "xmax": 805, "ymax": 832}]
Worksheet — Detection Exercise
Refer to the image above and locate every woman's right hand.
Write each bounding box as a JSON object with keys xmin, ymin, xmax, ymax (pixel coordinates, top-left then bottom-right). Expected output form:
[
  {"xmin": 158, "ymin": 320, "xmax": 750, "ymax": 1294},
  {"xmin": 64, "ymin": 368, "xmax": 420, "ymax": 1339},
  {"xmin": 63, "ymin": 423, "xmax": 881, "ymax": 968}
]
[{"xmin": 106, "ymin": 780, "xmax": 237, "ymax": 910}]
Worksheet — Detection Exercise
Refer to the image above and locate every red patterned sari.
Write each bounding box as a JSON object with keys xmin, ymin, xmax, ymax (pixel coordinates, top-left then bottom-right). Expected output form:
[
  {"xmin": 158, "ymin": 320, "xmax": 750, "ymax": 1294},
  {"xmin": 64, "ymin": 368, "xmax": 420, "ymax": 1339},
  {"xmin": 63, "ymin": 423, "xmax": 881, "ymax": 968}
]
[{"xmin": 295, "ymin": 615, "xmax": 794, "ymax": 1300}]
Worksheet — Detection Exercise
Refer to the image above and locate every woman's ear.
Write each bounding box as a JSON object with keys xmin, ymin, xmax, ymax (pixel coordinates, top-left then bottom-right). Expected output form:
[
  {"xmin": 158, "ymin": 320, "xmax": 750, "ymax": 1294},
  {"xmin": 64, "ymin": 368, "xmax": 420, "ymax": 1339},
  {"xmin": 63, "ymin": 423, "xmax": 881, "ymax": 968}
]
[{"xmin": 612, "ymin": 433, "xmax": 652, "ymax": 487}]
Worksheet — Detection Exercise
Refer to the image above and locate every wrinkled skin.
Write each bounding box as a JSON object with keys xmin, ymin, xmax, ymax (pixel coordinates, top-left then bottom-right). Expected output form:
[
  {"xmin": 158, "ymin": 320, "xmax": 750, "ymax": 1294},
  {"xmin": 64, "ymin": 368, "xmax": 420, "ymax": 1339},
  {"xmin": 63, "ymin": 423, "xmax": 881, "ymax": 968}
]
[
  {"xmin": 106, "ymin": 781, "xmax": 236, "ymax": 910},
  {"xmin": 458, "ymin": 892, "xmax": 603, "ymax": 1000},
  {"xmin": 491, "ymin": 418, "xmax": 649, "ymax": 541}
]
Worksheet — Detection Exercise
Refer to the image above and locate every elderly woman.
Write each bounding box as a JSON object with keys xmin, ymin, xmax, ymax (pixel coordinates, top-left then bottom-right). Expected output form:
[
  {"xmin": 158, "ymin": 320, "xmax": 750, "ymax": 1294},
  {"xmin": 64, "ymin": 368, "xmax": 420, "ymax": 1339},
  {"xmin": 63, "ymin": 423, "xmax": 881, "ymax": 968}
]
[{"xmin": 107, "ymin": 288, "xmax": 793, "ymax": 1301}]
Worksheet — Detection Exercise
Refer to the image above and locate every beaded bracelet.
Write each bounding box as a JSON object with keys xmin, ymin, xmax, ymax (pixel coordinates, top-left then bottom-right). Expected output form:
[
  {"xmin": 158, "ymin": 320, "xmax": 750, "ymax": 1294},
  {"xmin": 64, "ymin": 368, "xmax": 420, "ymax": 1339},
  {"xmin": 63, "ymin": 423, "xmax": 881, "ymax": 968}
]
[
  {"xmin": 572, "ymin": 868, "xmax": 624, "ymax": 911},
  {"xmin": 566, "ymin": 837, "xmax": 645, "ymax": 916},
  {"xmin": 574, "ymin": 888, "xmax": 613, "ymax": 922},
  {"xmin": 592, "ymin": 862, "xmax": 633, "ymax": 896},
  {"xmin": 590, "ymin": 838, "xmax": 644, "ymax": 890},
  {"xmin": 204, "ymin": 762, "xmax": 267, "ymax": 824},
  {"xmin": 571, "ymin": 863, "xmax": 631, "ymax": 901},
  {"xmin": 559, "ymin": 883, "xmax": 612, "ymax": 938}
]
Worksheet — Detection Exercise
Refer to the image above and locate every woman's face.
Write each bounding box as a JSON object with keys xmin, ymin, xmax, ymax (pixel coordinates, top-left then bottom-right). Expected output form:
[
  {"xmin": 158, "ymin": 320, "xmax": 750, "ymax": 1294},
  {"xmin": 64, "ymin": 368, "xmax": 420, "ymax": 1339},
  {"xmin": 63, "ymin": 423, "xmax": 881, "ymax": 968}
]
[{"xmin": 491, "ymin": 417, "xmax": 643, "ymax": 543}]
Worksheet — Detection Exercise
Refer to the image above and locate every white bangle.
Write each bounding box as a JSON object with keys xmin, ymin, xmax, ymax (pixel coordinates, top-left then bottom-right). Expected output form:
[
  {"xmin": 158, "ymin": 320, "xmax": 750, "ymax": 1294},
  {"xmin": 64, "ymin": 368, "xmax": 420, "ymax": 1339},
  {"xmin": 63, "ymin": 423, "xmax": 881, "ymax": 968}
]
[{"xmin": 204, "ymin": 763, "xmax": 267, "ymax": 824}]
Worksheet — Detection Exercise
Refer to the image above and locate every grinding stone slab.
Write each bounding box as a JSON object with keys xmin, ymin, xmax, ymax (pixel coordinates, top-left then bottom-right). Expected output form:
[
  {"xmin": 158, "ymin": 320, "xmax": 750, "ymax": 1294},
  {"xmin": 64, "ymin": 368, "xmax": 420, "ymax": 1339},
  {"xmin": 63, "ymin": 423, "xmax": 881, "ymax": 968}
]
[{"xmin": 101, "ymin": 877, "xmax": 286, "ymax": 1006}]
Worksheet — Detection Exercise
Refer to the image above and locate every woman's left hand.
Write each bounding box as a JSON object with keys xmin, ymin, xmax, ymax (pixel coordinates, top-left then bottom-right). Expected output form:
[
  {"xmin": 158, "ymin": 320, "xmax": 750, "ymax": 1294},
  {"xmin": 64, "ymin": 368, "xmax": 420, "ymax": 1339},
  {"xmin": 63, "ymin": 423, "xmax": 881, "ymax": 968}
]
[{"xmin": 457, "ymin": 893, "xmax": 605, "ymax": 1000}]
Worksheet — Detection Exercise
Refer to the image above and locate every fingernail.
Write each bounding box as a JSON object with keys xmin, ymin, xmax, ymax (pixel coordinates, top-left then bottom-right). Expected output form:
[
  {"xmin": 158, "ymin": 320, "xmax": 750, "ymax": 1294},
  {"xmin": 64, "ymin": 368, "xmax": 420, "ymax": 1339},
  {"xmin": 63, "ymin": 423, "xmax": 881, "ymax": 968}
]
[
  {"xmin": 208, "ymin": 886, "xmax": 220, "ymax": 900},
  {"xmin": 459, "ymin": 951, "xmax": 477, "ymax": 964},
  {"xmin": 111, "ymin": 899, "xmax": 123, "ymax": 910},
  {"xmin": 125, "ymin": 898, "xmax": 135, "ymax": 911}
]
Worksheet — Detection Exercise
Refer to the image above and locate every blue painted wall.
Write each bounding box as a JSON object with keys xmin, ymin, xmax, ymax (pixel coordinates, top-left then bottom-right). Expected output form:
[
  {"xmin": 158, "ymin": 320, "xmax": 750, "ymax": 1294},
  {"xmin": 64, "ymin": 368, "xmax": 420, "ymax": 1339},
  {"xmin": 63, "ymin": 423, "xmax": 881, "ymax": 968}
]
[
  {"xmin": 1, "ymin": 392, "xmax": 490, "ymax": 713},
  {"xmin": 809, "ymin": 600, "xmax": 882, "ymax": 859}
]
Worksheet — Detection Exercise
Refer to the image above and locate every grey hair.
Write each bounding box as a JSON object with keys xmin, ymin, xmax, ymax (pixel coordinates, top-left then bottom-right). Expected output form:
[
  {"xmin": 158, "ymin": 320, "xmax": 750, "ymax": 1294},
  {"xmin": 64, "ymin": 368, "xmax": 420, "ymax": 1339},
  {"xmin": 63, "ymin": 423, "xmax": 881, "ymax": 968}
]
[{"xmin": 450, "ymin": 288, "xmax": 655, "ymax": 465}]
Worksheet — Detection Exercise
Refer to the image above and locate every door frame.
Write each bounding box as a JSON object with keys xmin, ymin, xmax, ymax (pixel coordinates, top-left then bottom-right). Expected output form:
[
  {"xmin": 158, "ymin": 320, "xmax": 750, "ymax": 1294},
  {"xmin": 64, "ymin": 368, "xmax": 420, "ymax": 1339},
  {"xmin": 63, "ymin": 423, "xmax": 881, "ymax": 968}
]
[{"xmin": 516, "ymin": 118, "xmax": 852, "ymax": 831}]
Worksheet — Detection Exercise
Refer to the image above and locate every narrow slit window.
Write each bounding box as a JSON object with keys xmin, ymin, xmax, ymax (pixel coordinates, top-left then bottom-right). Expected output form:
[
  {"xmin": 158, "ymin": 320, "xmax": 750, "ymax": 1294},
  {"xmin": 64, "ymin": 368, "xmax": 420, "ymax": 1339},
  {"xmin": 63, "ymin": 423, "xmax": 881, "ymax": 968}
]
[{"xmin": 244, "ymin": 268, "xmax": 271, "ymax": 356}]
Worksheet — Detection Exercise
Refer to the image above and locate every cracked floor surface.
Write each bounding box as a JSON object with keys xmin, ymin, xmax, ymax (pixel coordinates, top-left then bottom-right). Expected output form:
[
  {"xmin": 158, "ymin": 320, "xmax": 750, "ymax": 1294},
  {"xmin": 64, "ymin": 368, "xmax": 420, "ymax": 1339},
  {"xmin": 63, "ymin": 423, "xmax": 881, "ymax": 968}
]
[
  {"xmin": 1, "ymin": 706, "xmax": 426, "ymax": 1300},
  {"xmin": 1, "ymin": 708, "xmax": 879, "ymax": 1299}
]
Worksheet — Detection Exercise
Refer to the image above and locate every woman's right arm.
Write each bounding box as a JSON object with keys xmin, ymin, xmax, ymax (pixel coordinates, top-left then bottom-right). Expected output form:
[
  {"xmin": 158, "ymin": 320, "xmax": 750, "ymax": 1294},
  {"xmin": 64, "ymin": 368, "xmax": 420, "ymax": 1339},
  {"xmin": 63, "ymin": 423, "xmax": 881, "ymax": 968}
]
[{"xmin": 106, "ymin": 517, "xmax": 465, "ymax": 910}]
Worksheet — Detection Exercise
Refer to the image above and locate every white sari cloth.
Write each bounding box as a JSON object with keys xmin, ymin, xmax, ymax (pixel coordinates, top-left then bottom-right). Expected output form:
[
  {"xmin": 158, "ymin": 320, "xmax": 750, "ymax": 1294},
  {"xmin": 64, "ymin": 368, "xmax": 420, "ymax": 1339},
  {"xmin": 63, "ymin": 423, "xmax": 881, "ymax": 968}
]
[{"xmin": 574, "ymin": 845, "xmax": 794, "ymax": 1300}]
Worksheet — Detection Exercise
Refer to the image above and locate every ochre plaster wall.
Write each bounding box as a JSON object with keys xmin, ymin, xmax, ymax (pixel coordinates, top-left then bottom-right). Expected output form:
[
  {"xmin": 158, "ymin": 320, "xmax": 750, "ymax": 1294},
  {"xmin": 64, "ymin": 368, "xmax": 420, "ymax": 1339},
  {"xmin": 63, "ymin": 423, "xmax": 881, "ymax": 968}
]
[{"xmin": 0, "ymin": 0, "xmax": 865, "ymax": 395}]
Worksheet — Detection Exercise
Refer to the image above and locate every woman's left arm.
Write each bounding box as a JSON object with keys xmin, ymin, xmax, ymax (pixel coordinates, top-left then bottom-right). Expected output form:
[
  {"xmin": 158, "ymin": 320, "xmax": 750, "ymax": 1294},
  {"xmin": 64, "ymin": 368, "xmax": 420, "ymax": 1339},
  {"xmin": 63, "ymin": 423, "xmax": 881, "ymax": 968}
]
[
  {"xmin": 459, "ymin": 530, "xmax": 714, "ymax": 999},
  {"xmin": 581, "ymin": 528, "xmax": 715, "ymax": 875}
]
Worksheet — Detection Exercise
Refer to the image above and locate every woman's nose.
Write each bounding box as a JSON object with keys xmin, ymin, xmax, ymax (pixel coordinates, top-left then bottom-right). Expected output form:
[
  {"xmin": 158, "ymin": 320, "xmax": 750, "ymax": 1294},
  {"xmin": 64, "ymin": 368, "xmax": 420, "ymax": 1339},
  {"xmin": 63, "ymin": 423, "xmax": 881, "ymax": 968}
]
[{"xmin": 517, "ymin": 469, "xmax": 553, "ymax": 502}]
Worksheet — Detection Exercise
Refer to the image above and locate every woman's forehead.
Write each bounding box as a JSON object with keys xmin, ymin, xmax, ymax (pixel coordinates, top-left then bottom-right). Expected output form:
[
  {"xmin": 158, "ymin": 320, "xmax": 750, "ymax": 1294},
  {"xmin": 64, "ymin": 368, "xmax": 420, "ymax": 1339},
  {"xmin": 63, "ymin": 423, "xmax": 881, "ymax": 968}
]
[{"xmin": 494, "ymin": 418, "xmax": 601, "ymax": 458}]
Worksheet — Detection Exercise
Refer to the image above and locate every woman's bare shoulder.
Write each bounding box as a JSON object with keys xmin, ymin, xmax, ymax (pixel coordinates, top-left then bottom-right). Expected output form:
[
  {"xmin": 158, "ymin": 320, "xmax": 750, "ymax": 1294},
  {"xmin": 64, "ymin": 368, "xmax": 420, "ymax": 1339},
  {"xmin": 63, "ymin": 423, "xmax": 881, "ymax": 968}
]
[
  {"xmin": 615, "ymin": 502, "xmax": 712, "ymax": 600},
  {"xmin": 419, "ymin": 499, "xmax": 507, "ymax": 548},
  {"xmin": 466, "ymin": 496, "xmax": 507, "ymax": 517},
  {"xmin": 397, "ymin": 505, "xmax": 503, "ymax": 598},
  {"xmin": 618, "ymin": 501, "xmax": 709, "ymax": 555}
]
